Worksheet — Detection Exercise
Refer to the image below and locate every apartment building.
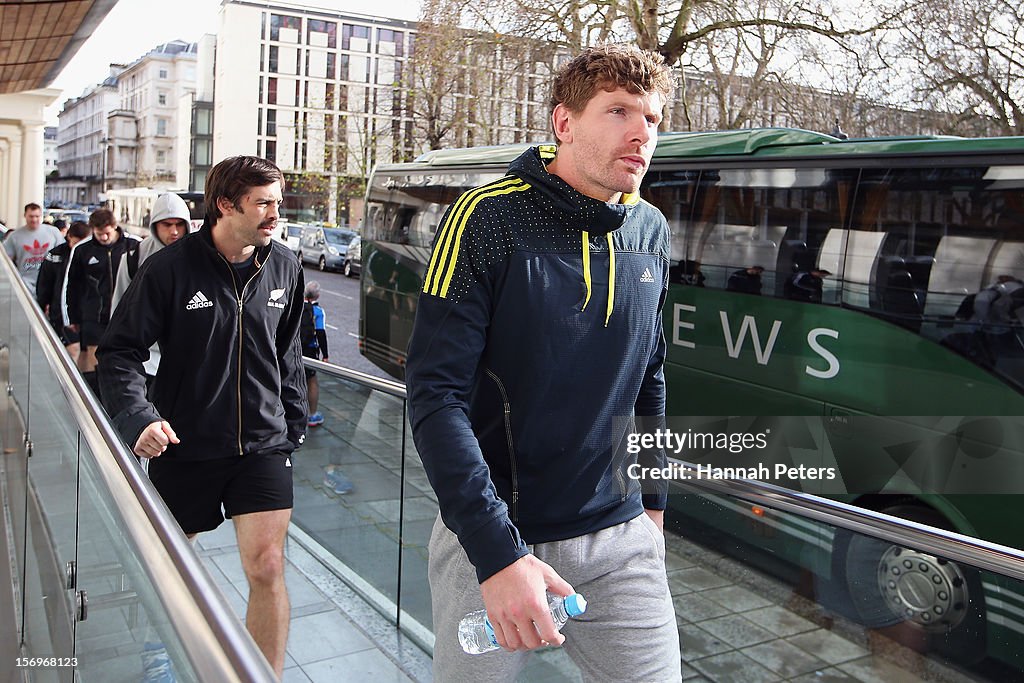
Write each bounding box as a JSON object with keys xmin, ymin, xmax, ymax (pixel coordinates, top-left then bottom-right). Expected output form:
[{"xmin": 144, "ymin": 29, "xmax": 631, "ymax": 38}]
[
  {"xmin": 50, "ymin": 69, "xmax": 121, "ymax": 207},
  {"xmin": 43, "ymin": 127, "xmax": 57, "ymax": 178},
  {"xmin": 114, "ymin": 40, "xmax": 197, "ymax": 191},
  {"xmin": 49, "ymin": 41, "xmax": 197, "ymax": 207},
  {"xmin": 212, "ymin": 0, "xmax": 557, "ymax": 224}
]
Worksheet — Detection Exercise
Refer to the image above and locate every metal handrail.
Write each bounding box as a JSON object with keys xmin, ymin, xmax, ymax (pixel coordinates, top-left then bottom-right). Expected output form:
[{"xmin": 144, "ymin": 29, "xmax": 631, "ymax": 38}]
[
  {"xmin": 303, "ymin": 356, "xmax": 407, "ymax": 398},
  {"xmin": 0, "ymin": 255, "xmax": 276, "ymax": 682},
  {"xmin": 306, "ymin": 357, "xmax": 1024, "ymax": 582},
  {"xmin": 667, "ymin": 459, "xmax": 1024, "ymax": 582}
]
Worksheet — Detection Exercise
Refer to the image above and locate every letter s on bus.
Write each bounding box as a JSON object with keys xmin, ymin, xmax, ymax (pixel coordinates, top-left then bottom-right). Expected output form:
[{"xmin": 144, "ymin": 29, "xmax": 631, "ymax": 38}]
[{"xmin": 805, "ymin": 328, "xmax": 840, "ymax": 379}]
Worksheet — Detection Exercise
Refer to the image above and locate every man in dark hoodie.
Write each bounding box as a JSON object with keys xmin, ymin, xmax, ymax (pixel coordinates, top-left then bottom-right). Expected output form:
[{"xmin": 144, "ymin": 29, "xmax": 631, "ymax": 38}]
[
  {"xmin": 110, "ymin": 193, "xmax": 190, "ymax": 388},
  {"xmin": 36, "ymin": 220, "xmax": 91, "ymax": 362},
  {"xmin": 406, "ymin": 45, "xmax": 680, "ymax": 681},
  {"xmin": 63, "ymin": 208, "xmax": 139, "ymax": 396}
]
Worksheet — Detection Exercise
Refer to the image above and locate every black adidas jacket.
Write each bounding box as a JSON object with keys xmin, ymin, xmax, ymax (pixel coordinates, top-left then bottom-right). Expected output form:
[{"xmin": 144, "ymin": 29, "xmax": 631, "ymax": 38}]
[
  {"xmin": 64, "ymin": 230, "xmax": 139, "ymax": 328},
  {"xmin": 406, "ymin": 146, "xmax": 670, "ymax": 583},
  {"xmin": 97, "ymin": 224, "xmax": 307, "ymax": 459},
  {"xmin": 36, "ymin": 241, "xmax": 71, "ymax": 332}
]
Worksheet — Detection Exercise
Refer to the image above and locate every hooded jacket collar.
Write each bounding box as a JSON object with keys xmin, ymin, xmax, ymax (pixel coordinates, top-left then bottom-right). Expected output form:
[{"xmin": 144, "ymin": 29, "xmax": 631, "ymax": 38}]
[
  {"xmin": 508, "ymin": 145, "xmax": 644, "ymax": 326},
  {"xmin": 507, "ymin": 145, "xmax": 640, "ymax": 236}
]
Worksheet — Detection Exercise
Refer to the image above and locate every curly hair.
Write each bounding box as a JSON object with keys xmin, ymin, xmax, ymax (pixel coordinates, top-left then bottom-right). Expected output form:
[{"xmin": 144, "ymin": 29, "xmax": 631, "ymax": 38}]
[{"xmin": 549, "ymin": 44, "xmax": 675, "ymax": 134}]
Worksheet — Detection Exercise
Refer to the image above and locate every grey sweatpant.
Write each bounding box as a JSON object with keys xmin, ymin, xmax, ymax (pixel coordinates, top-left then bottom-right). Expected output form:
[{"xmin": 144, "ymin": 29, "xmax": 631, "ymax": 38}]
[{"xmin": 428, "ymin": 513, "xmax": 682, "ymax": 682}]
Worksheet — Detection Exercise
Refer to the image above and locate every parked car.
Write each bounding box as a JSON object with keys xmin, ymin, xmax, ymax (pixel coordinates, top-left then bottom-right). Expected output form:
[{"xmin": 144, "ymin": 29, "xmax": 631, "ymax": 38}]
[
  {"xmin": 61, "ymin": 210, "xmax": 90, "ymax": 225},
  {"xmin": 298, "ymin": 226, "xmax": 359, "ymax": 272},
  {"xmin": 276, "ymin": 222, "xmax": 303, "ymax": 256},
  {"xmin": 343, "ymin": 236, "xmax": 361, "ymax": 277}
]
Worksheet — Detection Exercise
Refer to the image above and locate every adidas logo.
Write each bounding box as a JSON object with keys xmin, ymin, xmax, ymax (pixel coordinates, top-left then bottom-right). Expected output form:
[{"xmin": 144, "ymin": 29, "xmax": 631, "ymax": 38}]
[
  {"xmin": 185, "ymin": 291, "xmax": 214, "ymax": 310},
  {"xmin": 285, "ymin": 457, "xmax": 292, "ymax": 468},
  {"xmin": 267, "ymin": 288, "xmax": 286, "ymax": 309},
  {"xmin": 640, "ymin": 268, "xmax": 656, "ymax": 283},
  {"xmin": 88, "ymin": 256, "xmax": 100, "ymax": 265}
]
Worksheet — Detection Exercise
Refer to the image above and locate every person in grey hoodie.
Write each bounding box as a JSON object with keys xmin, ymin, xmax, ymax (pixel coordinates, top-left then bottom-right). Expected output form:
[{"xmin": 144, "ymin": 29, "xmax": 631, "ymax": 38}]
[{"xmin": 111, "ymin": 193, "xmax": 190, "ymax": 383}]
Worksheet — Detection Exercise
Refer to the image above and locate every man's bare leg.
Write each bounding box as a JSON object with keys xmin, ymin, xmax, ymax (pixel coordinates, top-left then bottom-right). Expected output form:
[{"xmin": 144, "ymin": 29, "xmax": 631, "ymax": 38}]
[{"xmin": 234, "ymin": 508, "xmax": 291, "ymax": 677}]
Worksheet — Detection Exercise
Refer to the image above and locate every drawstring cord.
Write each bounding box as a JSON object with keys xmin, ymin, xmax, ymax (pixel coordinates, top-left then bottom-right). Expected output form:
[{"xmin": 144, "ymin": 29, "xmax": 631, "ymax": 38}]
[{"xmin": 580, "ymin": 231, "xmax": 616, "ymax": 327}]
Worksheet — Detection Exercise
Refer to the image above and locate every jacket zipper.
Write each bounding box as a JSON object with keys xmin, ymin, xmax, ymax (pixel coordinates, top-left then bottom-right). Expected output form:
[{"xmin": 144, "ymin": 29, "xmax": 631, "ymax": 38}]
[
  {"xmin": 103, "ymin": 248, "xmax": 113, "ymax": 323},
  {"xmin": 615, "ymin": 464, "xmax": 627, "ymax": 501},
  {"xmin": 485, "ymin": 369, "xmax": 518, "ymax": 521},
  {"xmin": 219, "ymin": 252, "xmax": 264, "ymax": 456}
]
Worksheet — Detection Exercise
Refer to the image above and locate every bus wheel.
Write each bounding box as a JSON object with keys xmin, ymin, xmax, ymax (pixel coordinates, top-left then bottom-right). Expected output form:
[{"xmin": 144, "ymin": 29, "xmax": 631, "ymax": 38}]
[{"xmin": 833, "ymin": 503, "xmax": 986, "ymax": 664}]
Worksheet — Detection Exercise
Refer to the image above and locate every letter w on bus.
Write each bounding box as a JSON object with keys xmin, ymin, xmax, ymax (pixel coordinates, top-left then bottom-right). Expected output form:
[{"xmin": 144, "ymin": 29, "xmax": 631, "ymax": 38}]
[{"xmin": 719, "ymin": 312, "xmax": 782, "ymax": 365}]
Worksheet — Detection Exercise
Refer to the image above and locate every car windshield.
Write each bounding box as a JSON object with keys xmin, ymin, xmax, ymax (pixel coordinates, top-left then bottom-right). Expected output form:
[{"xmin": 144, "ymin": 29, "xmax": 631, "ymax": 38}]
[
  {"xmin": 288, "ymin": 226, "xmax": 302, "ymax": 237},
  {"xmin": 324, "ymin": 230, "xmax": 357, "ymax": 246}
]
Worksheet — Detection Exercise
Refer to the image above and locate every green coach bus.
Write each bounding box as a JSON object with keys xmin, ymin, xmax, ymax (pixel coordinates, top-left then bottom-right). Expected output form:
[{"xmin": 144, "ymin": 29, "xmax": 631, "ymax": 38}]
[{"xmin": 359, "ymin": 129, "xmax": 1024, "ymax": 673}]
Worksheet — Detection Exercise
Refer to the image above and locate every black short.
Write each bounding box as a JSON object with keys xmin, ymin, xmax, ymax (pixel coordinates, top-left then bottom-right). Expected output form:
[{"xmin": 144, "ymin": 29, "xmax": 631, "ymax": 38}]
[
  {"xmin": 62, "ymin": 325, "xmax": 80, "ymax": 345},
  {"xmin": 148, "ymin": 451, "xmax": 294, "ymax": 535},
  {"xmin": 80, "ymin": 320, "xmax": 107, "ymax": 347},
  {"xmin": 302, "ymin": 347, "xmax": 318, "ymax": 378}
]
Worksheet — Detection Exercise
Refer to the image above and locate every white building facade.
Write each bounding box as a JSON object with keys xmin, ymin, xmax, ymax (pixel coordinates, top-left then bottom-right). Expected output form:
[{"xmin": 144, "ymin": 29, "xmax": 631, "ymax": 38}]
[
  {"xmin": 50, "ymin": 72, "xmax": 121, "ymax": 207},
  {"xmin": 43, "ymin": 127, "xmax": 58, "ymax": 179},
  {"xmin": 116, "ymin": 41, "xmax": 198, "ymax": 191},
  {"xmin": 212, "ymin": 0, "xmax": 556, "ymax": 224}
]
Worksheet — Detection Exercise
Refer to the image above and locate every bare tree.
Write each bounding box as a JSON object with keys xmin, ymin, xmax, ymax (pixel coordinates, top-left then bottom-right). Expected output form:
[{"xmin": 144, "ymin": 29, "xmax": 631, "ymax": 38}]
[
  {"xmin": 448, "ymin": 0, "xmax": 911, "ymax": 130},
  {"xmin": 411, "ymin": 0, "xmax": 559, "ymax": 149},
  {"xmin": 409, "ymin": 0, "xmax": 470, "ymax": 149},
  {"xmin": 895, "ymin": 0, "xmax": 1023, "ymax": 135}
]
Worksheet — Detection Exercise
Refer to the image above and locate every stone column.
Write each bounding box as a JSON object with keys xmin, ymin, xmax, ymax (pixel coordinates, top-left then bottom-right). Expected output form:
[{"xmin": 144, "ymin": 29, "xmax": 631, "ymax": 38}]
[
  {"xmin": 0, "ymin": 138, "xmax": 11, "ymax": 226},
  {"xmin": 20, "ymin": 121, "xmax": 45, "ymax": 205}
]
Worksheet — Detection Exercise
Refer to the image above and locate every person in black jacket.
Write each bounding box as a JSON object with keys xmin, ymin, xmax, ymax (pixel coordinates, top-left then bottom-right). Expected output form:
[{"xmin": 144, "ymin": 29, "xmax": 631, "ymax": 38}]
[
  {"xmin": 727, "ymin": 265, "xmax": 765, "ymax": 295},
  {"xmin": 406, "ymin": 46, "xmax": 680, "ymax": 681},
  {"xmin": 785, "ymin": 268, "xmax": 831, "ymax": 303},
  {"xmin": 63, "ymin": 208, "xmax": 139, "ymax": 396},
  {"xmin": 96, "ymin": 156, "xmax": 306, "ymax": 678},
  {"xmin": 36, "ymin": 220, "xmax": 90, "ymax": 361}
]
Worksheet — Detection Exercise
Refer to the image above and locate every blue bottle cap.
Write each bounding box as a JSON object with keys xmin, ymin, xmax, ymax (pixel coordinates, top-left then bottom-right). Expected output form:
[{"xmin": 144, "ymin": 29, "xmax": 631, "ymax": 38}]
[
  {"xmin": 564, "ymin": 593, "xmax": 587, "ymax": 617},
  {"xmin": 484, "ymin": 617, "xmax": 498, "ymax": 646}
]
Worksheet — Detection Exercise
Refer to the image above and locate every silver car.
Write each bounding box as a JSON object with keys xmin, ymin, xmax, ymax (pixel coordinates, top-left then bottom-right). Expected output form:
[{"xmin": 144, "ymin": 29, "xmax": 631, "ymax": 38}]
[{"xmin": 298, "ymin": 226, "xmax": 359, "ymax": 272}]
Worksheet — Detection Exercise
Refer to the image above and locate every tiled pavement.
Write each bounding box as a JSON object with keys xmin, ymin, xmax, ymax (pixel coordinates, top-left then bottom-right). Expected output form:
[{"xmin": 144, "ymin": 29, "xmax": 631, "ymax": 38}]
[
  {"xmin": 189, "ymin": 519, "xmax": 975, "ymax": 683},
  {"xmin": 2, "ymin": 365, "xmax": 983, "ymax": 682},
  {"xmin": 195, "ymin": 523, "xmax": 431, "ymax": 683}
]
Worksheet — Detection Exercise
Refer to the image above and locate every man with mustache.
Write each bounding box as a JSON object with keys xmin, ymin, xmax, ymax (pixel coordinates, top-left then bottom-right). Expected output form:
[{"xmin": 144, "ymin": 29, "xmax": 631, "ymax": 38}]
[
  {"xmin": 98, "ymin": 156, "xmax": 307, "ymax": 678},
  {"xmin": 407, "ymin": 45, "xmax": 681, "ymax": 681}
]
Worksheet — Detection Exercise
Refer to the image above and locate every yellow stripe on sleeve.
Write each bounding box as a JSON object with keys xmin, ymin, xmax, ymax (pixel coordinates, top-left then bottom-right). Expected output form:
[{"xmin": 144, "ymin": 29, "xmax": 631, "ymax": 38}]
[
  {"xmin": 437, "ymin": 180, "xmax": 531, "ymax": 299},
  {"xmin": 422, "ymin": 177, "xmax": 524, "ymax": 295}
]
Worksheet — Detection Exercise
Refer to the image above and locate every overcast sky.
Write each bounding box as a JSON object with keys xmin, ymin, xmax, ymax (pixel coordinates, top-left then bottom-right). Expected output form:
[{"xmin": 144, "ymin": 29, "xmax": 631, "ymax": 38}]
[{"xmin": 46, "ymin": 0, "xmax": 424, "ymax": 125}]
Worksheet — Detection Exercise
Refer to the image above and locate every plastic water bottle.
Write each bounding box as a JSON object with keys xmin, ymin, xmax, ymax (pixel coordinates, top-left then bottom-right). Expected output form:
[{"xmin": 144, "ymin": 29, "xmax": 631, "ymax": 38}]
[{"xmin": 458, "ymin": 593, "xmax": 588, "ymax": 655}]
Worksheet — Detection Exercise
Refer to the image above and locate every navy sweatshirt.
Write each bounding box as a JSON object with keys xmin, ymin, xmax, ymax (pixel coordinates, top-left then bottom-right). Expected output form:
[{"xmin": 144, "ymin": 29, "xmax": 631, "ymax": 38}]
[{"xmin": 406, "ymin": 146, "xmax": 670, "ymax": 583}]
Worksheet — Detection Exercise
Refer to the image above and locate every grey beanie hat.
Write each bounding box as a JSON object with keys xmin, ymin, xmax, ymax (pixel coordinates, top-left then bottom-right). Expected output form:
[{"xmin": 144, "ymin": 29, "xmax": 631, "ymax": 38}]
[{"xmin": 150, "ymin": 193, "xmax": 191, "ymax": 230}]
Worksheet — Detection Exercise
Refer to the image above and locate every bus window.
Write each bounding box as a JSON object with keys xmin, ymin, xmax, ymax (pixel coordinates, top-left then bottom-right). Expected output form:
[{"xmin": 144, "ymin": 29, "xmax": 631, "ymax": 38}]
[
  {"xmin": 818, "ymin": 228, "xmax": 887, "ymax": 309},
  {"xmin": 669, "ymin": 166, "xmax": 855, "ymax": 299},
  {"xmin": 850, "ymin": 166, "xmax": 1024, "ymax": 387},
  {"xmin": 644, "ymin": 169, "xmax": 700, "ymax": 268}
]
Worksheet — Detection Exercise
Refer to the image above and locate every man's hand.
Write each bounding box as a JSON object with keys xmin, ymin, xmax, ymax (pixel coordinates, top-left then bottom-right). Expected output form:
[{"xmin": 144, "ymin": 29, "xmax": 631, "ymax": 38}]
[
  {"xmin": 479, "ymin": 554, "xmax": 574, "ymax": 651},
  {"xmin": 133, "ymin": 421, "xmax": 180, "ymax": 458},
  {"xmin": 644, "ymin": 508, "xmax": 665, "ymax": 531}
]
